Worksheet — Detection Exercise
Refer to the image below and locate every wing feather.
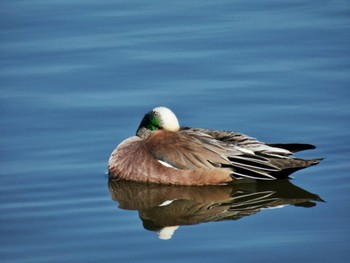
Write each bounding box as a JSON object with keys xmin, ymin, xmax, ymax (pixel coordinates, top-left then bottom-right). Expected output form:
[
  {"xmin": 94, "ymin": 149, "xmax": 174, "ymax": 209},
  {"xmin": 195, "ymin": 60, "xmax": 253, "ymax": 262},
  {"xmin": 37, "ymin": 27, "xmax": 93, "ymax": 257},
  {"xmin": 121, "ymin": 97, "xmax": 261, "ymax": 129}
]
[
  {"xmin": 145, "ymin": 130, "xmax": 231, "ymax": 170},
  {"xmin": 144, "ymin": 129, "xmax": 285, "ymax": 180}
]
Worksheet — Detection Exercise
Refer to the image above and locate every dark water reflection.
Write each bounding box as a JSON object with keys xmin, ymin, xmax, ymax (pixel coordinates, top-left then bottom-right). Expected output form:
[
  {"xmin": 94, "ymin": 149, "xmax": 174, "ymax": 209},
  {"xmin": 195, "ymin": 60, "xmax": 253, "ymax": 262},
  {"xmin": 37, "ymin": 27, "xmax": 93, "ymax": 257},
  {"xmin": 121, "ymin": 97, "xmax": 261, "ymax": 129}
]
[{"xmin": 109, "ymin": 179, "xmax": 323, "ymax": 240}]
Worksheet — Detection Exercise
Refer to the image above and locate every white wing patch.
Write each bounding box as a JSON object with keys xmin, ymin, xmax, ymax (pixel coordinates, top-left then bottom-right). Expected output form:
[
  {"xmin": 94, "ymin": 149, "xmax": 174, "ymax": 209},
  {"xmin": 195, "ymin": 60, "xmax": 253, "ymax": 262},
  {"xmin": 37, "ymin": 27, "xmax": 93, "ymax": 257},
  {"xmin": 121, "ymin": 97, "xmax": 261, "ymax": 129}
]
[
  {"xmin": 159, "ymin": 200, "xmax": 176, "ymax": 206},
  {"xmin": 157, "ymin": 159, "xmax": 179, "ymax": 170}
]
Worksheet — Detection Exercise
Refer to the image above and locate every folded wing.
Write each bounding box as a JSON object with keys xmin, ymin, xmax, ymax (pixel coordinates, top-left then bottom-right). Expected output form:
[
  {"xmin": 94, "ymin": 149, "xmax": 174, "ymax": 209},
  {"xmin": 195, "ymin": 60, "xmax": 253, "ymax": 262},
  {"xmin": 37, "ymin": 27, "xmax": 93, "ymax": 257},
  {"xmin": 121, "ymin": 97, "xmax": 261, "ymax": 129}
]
[{"xmin": 145, "ymin": 128, "xmax": 311, "ymax": 181}]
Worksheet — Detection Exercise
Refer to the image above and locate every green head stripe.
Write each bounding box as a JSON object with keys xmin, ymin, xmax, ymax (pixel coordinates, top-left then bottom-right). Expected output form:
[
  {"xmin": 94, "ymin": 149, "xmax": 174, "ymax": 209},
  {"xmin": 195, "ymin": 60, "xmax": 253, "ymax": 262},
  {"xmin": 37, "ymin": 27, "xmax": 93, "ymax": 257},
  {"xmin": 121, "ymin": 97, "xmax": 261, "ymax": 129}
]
[{"xmin": 146, "ymin": 115, "xmax": 161, "ymax": 131}]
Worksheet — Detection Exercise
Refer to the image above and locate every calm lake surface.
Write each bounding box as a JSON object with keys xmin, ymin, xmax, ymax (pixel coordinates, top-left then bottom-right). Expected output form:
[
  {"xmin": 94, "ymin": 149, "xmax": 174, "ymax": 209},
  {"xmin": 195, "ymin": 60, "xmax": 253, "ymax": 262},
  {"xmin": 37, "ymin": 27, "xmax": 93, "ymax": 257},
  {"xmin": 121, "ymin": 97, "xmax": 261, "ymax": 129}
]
[{"xmin": 1, "ymin": 1, "xmax": 349, "ymax": 262}]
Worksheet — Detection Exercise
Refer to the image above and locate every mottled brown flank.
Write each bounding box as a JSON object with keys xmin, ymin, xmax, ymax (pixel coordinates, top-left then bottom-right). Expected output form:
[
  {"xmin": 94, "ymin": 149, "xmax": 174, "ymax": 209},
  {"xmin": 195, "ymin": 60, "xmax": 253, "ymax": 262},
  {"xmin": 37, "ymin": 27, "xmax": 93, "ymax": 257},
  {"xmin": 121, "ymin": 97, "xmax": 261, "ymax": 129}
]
[
  {"xmin": 108, "ymin": 128, "xmax": 321, "ymax": 185},
  {"xmin": 108, "ymin": 131, "xmax": 233, "ymax": 185}
]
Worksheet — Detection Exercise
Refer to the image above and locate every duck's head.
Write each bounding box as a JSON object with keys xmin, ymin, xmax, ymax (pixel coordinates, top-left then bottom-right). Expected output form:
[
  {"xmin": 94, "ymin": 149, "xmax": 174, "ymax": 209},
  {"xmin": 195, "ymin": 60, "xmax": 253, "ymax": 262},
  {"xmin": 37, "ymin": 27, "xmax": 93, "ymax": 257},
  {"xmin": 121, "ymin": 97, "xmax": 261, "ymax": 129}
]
[{"xmin": 136, "ymin": 107, "xmax": 180, "ymax": 138}]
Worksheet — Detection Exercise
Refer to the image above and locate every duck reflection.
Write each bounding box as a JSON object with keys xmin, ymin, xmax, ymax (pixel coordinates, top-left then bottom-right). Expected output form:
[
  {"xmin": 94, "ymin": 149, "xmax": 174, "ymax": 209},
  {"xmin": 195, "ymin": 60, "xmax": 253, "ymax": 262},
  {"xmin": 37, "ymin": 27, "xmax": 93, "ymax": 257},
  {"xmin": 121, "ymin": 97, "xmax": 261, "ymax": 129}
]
[{"xmin": 108, "ymin": 179, "xmax": 324, "ymax": 240}]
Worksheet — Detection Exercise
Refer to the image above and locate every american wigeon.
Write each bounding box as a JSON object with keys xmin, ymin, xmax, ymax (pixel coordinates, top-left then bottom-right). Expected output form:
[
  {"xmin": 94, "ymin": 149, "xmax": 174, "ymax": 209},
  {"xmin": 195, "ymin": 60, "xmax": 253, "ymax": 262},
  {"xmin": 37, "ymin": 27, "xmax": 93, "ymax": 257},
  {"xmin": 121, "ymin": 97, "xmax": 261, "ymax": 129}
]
[{"xmin": 108, "ymin": 107, "xmax": 322, "ymax": 185}]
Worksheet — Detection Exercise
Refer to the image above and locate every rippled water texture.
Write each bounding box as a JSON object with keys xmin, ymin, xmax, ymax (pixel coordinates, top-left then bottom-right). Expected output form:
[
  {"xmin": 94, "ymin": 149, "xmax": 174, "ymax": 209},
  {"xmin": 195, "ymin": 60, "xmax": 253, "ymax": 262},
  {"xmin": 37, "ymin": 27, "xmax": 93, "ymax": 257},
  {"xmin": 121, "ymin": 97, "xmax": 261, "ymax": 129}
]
[{"xmin": 1, "ymin": 1, "xmax": 349, "ymax": 262}]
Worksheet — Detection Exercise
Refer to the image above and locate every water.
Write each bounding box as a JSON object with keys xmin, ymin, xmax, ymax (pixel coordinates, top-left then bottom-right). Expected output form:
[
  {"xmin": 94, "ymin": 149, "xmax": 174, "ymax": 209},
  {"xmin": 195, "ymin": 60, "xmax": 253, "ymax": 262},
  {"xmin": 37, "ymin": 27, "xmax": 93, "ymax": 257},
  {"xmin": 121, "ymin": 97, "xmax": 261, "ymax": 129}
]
[{"xmin": 1, "ymin": 0, "xmax": 349, "ymax": 262}]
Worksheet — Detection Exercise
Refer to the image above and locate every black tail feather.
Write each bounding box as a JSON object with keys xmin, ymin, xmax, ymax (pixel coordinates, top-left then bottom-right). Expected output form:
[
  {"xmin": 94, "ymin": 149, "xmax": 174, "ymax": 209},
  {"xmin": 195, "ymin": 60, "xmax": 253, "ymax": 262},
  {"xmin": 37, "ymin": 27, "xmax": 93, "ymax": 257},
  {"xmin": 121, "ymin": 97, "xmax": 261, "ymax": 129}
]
[{"xmin": 267, "ymin": 143, "xmax": 316, "ymax": 153}]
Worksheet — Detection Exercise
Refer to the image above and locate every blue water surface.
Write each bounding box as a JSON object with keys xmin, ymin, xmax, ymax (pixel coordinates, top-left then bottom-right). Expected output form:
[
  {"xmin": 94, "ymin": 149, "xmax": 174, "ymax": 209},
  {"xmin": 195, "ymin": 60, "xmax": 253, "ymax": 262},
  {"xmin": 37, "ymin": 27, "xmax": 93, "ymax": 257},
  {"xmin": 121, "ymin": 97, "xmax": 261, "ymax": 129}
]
[{"xmin": 1, "ymin": 1, "xmax": 349, "ymax": 262}]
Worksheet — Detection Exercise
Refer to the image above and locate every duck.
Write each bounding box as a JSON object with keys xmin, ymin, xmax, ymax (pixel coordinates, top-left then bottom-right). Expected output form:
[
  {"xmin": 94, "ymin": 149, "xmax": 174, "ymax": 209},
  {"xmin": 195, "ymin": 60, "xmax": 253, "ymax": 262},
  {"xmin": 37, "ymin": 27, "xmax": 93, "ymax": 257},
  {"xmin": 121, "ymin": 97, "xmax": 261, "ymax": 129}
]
[{"xmin": 108, "ymin": 106, "xmax": 322, "ymax": 185}]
